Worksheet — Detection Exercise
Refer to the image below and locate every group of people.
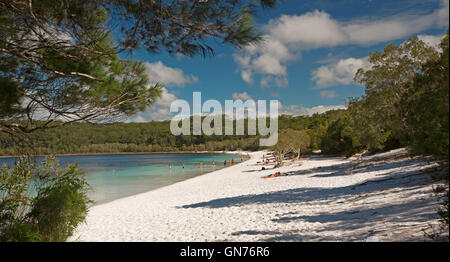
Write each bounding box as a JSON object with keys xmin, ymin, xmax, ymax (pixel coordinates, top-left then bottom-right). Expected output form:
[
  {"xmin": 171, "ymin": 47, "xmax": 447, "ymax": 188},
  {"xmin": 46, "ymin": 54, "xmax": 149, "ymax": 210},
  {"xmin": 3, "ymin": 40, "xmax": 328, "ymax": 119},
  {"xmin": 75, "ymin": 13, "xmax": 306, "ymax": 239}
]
[
  {"xmin": 169, "ymin": 156, "xmax": 248, "ymax": 170},
  {"xmin": 256, "ymin": 154, "xmax": 273, "ymax": 165},
  {"xmin": 199, "ymin": 160, "xmax": 216, "ymax": 168}
]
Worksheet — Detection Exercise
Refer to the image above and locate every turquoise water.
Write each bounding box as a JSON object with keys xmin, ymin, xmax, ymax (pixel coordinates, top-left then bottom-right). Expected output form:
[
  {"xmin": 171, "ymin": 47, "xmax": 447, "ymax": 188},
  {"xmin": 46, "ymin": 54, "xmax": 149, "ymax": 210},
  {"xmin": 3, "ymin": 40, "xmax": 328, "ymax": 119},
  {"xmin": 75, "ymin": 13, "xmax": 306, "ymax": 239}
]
[{"xmin": 0, "ymin": 153, "xmax": 243, "ymax": 205}]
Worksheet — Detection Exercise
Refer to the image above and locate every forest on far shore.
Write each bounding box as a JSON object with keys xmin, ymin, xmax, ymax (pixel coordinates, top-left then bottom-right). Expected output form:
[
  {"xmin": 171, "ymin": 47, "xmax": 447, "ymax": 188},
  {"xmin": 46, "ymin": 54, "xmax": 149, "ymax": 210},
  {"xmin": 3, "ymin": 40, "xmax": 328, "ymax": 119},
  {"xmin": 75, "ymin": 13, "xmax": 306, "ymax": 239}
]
[{"xmin": 0, "ymin": 111, "xmax": 342, "ymax": 156}]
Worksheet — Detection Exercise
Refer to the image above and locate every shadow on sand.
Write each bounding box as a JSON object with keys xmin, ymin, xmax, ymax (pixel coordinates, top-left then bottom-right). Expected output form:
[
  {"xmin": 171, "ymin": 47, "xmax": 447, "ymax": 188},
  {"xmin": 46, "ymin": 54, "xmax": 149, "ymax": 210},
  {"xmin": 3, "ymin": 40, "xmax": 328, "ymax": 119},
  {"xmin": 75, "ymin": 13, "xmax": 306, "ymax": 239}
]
[{"xmin": 179, "ymin": 152, "xmax": 439, "ymax": 241}]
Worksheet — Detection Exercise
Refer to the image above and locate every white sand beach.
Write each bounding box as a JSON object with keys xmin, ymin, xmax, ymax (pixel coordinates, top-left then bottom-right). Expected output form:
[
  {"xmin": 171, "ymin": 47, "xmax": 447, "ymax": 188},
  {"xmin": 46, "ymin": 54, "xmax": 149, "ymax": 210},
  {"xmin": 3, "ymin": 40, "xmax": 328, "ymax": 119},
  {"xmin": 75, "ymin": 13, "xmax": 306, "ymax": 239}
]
[{"xmin": 70, "ymin": 148, "xmax": 444, "ymax": 242}]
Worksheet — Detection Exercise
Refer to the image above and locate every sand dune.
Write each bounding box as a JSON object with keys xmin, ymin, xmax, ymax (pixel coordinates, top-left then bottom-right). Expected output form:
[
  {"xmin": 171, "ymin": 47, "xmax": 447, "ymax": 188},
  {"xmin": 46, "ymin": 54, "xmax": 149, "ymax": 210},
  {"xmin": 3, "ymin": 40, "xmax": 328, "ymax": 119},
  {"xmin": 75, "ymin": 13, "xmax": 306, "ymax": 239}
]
[{"xmin": 70, "ymin": 148, "xmax": 444, "ymax": 242}]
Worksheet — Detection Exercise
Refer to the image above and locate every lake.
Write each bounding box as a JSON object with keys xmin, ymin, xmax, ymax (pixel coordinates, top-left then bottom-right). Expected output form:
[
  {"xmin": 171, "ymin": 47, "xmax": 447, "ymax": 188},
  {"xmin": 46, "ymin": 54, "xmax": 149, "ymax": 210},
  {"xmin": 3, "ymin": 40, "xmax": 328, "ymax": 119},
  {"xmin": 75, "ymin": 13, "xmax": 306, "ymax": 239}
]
[{"xmin": 0, "ymin": 153, "xmax": 243, "ymax": 205}]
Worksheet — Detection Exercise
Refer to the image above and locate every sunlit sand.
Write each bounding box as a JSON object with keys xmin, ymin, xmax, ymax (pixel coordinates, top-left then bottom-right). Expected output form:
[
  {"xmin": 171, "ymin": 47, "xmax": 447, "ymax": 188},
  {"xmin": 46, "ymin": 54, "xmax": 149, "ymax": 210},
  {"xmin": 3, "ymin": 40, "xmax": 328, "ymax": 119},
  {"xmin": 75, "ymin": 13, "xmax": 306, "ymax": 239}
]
[{"xmin": 70, "ymin": 148, "xmax": 442, "ymax": 241}]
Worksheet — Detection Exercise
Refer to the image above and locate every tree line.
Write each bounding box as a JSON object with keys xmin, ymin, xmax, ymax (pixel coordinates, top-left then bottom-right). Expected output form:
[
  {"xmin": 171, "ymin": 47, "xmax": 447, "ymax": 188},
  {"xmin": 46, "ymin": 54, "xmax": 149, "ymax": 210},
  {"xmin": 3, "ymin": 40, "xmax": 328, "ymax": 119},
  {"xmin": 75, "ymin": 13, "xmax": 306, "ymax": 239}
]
[{"xmin": 0, "ymin": 111, "xmax": 342, "ymax": 155}]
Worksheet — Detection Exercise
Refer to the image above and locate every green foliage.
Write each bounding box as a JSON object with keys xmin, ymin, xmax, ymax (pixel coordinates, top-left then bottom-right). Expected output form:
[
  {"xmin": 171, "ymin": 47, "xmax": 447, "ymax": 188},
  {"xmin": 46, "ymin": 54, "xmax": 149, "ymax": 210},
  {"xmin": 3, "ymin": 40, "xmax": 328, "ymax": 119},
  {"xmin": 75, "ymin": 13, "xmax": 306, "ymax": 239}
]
[
  {"xmin": 0, "ymin": 78, "xmax": 22, "ymax": 118},
  {"xmin": 288, "ymin": 129, "xmax": 310, "ymax": 159},
  {"xmin": 0, "ymin": 158, "xmax": 91, "ymax": 242},
  {"xmin": 320, "ymin": 31, "xmax": 449, "ymax": 233},
  {"xmin": 0, "ymin": 111, "xmax": 346, "ymax": 155},
  {"xmin": 0, "ymin": 223, "xmax": 44, "ymax": 242},
  {"xmin": 320, "ymin": 111, "xmax": 359, "ymax": 156},
  {"xmin": 272, "ymin": 128, "xmax": 310, "ymax": 165},
  {"xmin": 320, "ymin": 32, "xmax": 448, "ymax": 159},
  {"xmin": 402, "ymin": 33, "xmax": 449, "ymax": 162},
  {"xmin": 0, "ymin": 0, "xmax": 276, "ymax": 134},
  {"xmin": 353, "ymin": 35, "xmax": 440, "ymax": 148}
]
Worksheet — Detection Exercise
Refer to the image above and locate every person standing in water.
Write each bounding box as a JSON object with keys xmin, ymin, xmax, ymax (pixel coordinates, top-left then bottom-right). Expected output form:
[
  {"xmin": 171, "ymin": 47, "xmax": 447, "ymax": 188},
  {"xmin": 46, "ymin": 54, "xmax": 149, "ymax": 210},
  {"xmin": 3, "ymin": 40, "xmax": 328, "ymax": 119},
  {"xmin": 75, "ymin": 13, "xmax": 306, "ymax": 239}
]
[
  {"xmin": 231, "ymin": 158, "xmax": 235, "ymax": 165},
  {"xmin": 224, "ymin": 159, "xmax": 227, "ymax": 166},
  {"xmin": 212, "ymin": 160, "xmax": 215, "ymax": 166},
  {"xmin": 182, "ymin": 162, "xmax": 184, "ymax": 169},
  {"xmin": 200, "ymin": 161, "xmax": 203, "ymax": 168}
]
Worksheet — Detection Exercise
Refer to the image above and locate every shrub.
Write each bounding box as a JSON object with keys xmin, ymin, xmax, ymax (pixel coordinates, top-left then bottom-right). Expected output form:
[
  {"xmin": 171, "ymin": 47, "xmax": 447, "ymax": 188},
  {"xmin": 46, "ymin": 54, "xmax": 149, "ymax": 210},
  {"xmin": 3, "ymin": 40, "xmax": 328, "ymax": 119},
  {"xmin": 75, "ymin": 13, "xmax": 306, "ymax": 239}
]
[{"xmin": 0, "ymin": 158, "xmax": 91, "ymax": 242}]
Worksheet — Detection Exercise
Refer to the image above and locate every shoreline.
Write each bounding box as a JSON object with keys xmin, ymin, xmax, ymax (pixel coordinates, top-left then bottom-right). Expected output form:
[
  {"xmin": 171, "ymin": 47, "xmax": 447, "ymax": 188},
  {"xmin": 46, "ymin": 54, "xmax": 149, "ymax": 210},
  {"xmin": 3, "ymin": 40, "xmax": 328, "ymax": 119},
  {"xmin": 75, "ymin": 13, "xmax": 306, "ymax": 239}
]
[
  {"xmin": 0, "ymin": 150, "xmax": 247, "ymax": 159},
  {"xmin": 91, "ymin": 152, "xmax": 255, "ymax": 207},
  {"xmin": 71, "ymin": 148, "xmax": 445, "ymax": 242}
]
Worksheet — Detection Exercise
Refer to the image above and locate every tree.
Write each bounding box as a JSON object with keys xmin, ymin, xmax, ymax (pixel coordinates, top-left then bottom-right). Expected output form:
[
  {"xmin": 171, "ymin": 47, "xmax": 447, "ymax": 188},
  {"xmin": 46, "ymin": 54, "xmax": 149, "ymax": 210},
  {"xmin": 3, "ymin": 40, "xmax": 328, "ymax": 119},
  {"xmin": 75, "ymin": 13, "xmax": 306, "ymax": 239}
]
[
  {"xmin": 354, "ymin": 36, "xmax": 440, "ymax": 145},
  {"xmin": 288, "ymin": 129, "xmax": 310, "ymax": 160},
  {"xmin": 272, "ymin": 129, "xmax": 290, "ymax": 166},
  {"xmin": 0, "ymin": 158, "xmax": 91, "ymax": 241},
  {"xmin": 0, "ymin": 0, "xmax": 277, "ymax": 134},
  {"xmin": 320, "ymin": 111, "xmax": 358, "ymax": 156},
  {"xmin": 272, "ymin": 129, "xmax": 310, "ymax": 166},
  {"xmin": 401, "ymin": 32, "xmax": 449, "ymax": 162},
  {"xmin": 402, "ymin": 32, "xmax": 449, "ymax": 230},
  {"xmin": 321, "ymin": 35, "xmax": 444, "ymax": 157}
]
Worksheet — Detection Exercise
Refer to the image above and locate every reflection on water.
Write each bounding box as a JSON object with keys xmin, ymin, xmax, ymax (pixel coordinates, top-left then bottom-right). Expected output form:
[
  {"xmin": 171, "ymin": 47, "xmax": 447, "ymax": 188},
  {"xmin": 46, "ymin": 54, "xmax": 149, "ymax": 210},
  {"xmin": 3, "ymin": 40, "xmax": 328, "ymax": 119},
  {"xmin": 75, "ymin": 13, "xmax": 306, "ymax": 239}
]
[{"xmin": 0, "ymin": 153, "xmax": 243, "ymax": 205}]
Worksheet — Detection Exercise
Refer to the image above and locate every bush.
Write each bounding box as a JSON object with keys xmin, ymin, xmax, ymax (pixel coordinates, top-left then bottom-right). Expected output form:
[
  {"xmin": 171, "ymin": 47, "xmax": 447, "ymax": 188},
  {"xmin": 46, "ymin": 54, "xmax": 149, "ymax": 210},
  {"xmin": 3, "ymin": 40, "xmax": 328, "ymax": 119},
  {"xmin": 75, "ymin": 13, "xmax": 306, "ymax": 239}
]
[
  {"xmin": 0, "ymin": 223, "xmax": 44, "ymax": 242},
  {"xmin": 0, "ymin": 158, "xmax": 91, "ymax": 242}
]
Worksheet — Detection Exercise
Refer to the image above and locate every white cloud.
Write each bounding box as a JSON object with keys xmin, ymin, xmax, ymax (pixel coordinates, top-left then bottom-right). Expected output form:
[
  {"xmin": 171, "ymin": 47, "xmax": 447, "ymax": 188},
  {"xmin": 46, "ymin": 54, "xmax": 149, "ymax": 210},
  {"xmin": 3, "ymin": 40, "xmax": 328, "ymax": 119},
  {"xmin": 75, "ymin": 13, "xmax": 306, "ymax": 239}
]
[
  {"xmin": 240, "ymin": 70, "xmax": 253, "ymax": 84},
  {"xmin": 342, "ymin": 14, "xmax": 437, "ymax": 45},
  {"xmin": 280, "ymin": 104, "xmax": 347, "ymax": 116},
  {"xmin": 144, "ymin": 61, "xmax": 198, "ymax": 87},
  {"xmin": 126, "ymin": 87, "xmax": 178, "ymax": 122},
  {"xmin": 437, "ymin": 0, "xmax": 450, "ymax": 27},
  {"xmin": 252, "ymin": 53, "xmax": 287, "ymax": 75},
  {"xmin": 232, "ymin": 92, "xmax": 253, "ymax": 100},
  {"xmin": 418, "ymin": 34, "xmax": 446, "ymax": 48},
  {"xmin": 320, "ymin": 90, "xmax": 339, "ymax": 98},
  {"xmin": 234, "ymin": 1, "xmax": 449, "ymax": 87},
  {"xmin": 260, "ymin": 76, "xmax": 272, "ymax": 89},
  {"xmin": 311, "ymin": 57, "xmax": 370, "ymax": 88},
  {"xmin": 233, "ymin": 53, "xmax": 251, "ymax": 67},
  {"xmin": 260, "ymin": 75, "xmax": 289, "ymax": 89},
  {"xmin": 127, "ymin": 90, "xmax": 346, "ymax": 122},
  {"xmin": 266, "ymin": 11, "xmax": 347, "ymax": 48},
  {"xmin": 311, "ymin": 31, "xmax": 447, "ymax": 88}
]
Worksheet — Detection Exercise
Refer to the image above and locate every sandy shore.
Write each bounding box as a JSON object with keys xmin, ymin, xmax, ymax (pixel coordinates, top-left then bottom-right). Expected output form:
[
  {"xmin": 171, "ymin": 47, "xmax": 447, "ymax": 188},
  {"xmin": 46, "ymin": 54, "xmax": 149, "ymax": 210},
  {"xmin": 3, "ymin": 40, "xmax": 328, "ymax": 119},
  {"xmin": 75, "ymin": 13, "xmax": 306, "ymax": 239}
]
[{"xmin": 70, "ymin": 148, "xmax": 444, "ymax": 242}]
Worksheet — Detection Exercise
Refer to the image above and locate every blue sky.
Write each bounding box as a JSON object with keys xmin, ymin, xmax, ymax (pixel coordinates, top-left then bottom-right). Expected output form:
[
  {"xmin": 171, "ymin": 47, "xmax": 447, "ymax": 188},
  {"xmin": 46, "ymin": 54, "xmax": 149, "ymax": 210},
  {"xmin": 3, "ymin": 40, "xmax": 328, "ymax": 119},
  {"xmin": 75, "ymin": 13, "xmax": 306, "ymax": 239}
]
[{"xmin": 126, "ymin": 0, "xmax": 449, "ymax": 122}]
